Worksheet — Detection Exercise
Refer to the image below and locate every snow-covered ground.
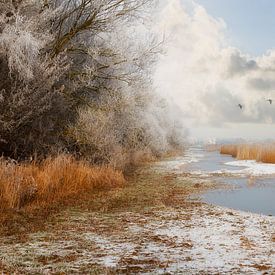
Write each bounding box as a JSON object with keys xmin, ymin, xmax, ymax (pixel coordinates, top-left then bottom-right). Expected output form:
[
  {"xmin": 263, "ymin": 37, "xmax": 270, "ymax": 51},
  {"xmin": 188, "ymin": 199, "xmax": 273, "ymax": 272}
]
[{"xmin": 0, "ymin": 204, "xmax": 274, "ymax": 274}]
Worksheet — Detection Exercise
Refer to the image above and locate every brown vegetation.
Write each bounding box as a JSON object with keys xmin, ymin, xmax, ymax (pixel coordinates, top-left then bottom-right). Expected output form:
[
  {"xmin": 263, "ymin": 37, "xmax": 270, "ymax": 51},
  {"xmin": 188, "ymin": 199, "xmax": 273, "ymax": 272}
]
[
  {"xmin": 258, "ymin": 146, "xmax": 275, "ymax": 163},
  {"xmin": 236, "ymin": 144, "xmax": 261, "ymax": 160},
  {"xmin": 220, "ymin": 144, "xmax": 238, "ymax": 158},
  {"xmin": 0, "ymin": 155, "xmax": 125, "ymax": 212},
  {"xmin": 220, "ymin": 143, "xmax": 275, "ymax": 163}
]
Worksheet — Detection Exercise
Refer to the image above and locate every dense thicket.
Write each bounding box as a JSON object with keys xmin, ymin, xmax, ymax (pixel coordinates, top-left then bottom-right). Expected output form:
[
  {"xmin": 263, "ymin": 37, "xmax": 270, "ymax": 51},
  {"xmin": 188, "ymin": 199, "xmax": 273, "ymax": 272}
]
[{"xmin": 0, "ymin": 0, "xmax": 186, "ymax": 168}]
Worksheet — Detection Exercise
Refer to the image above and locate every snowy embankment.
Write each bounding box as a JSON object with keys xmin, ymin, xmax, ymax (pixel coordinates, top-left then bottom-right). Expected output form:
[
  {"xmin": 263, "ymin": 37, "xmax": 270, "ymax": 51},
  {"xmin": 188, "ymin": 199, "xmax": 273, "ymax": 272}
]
[
  {"xmin": 157, "ymin": 159, "xmax": 275, "ymax": 178},
  {"xmin": 154, "ymin": 149, "xmax": 203, "ymax": 172},
  {"xmin": 202, "ymin": 160, "xmax": 275, "ymax": 177},
  {"xmin": 225, "ymin": 160, "xmax": 275, "ymax": 176}
]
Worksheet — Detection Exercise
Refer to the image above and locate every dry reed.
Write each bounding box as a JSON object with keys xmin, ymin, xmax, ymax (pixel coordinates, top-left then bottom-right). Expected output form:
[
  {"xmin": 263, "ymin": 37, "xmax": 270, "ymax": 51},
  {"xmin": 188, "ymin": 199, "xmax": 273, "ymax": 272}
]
[
  {"xmin": 220, "ymin": 143, "xmax": 275, "ymax": 164},
  {"xmin": 220, "ymin": 144, "xmax": 238, "ymax": 157},
  {"xmin": 236, "ymin": 144, "xmax": 261, "ymax": 160},
  {"xmin": 0, "ymin": 155, "xmax": 125, "ymax": 211},
  {"xmin": 258, "ymin": 145, "xmax": 275, "ymax": 163}
]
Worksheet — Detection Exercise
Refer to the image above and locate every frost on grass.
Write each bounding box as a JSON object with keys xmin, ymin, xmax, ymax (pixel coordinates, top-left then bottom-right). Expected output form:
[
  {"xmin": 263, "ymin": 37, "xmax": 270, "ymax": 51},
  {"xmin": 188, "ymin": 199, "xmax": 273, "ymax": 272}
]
[{"xmin": 0, "ymin": 205, "xmax": 274, "ymax": 274}]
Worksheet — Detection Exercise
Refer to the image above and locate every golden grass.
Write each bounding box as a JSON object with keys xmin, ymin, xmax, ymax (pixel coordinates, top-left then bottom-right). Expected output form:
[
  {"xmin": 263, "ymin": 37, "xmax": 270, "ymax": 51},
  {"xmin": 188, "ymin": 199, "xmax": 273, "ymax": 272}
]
[
  {"xmin": 220, "ymin": 143, "xmax": 275, "ymax": 164},
  {"xmin": 220, "ymin": 144, "xmax": 238, "ymax": 157},
  {"xmin": 0, "ymin": 155, "xmax": 125, "ymax": 212},
  {"xmin": 258, "ymin": 146, "xmax": 275, "ymax": 163},
  {"xmin": 236, "ymin": 144, "xmax": 261, "ymax": 160}
]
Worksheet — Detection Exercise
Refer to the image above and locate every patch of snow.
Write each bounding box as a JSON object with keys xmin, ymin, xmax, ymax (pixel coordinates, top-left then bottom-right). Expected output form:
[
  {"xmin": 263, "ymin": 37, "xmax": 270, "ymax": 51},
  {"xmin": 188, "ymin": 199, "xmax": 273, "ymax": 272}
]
[
  {"xmin": 225, "ymin": 160, "xmax": 275, "ymax": 176},
  {"xmin": 0, "ymin": 205, "xmax": 274, "ymax": 274},
  {"xmin": 151, "ymin": 206, "xmax": 275, "ymax": 274},
  {"xmin": 188, "ymin": 160, "xmax": 275, "ymax": 177}
]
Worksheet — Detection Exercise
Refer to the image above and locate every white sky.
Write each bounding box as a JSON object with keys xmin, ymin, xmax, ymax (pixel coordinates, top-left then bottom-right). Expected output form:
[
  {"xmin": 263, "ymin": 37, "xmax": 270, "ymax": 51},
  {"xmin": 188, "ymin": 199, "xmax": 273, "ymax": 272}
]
[{"xmin": 154, "ymin": 0, "xmax": 275, "ymax": 141}]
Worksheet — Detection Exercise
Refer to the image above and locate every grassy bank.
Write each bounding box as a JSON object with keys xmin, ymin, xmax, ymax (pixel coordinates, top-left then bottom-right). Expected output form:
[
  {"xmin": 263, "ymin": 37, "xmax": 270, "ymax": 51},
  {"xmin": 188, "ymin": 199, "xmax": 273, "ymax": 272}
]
[
  {"xmin": 220, "ymin": 143, "xmax": 275, "ymax": 163},
  {"xmin": 0, "ymin": 155, "xmax": 208, "ymax": 237},
  {"xmin": 0, "ymin": 162, "xmax": 232, "ymax": 274}
]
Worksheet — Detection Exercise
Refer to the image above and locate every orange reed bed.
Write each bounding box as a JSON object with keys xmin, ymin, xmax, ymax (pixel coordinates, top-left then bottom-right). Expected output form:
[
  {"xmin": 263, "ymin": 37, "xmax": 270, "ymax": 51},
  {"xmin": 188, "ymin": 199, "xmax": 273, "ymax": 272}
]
[
  {"xmin": 0, "ymin": 155, "xmax": 125, "ymax": 212},
  {"xmin": 220, "ymin": 143, "xmax": 275, "ymax": 164}
]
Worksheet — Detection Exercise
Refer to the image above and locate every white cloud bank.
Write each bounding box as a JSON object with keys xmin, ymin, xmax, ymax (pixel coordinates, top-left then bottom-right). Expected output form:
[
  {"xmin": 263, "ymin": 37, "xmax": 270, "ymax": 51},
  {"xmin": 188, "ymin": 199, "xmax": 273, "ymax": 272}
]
[{"xmin": 154, "ymin": 0, "xmax": 275, "ymax": 137}]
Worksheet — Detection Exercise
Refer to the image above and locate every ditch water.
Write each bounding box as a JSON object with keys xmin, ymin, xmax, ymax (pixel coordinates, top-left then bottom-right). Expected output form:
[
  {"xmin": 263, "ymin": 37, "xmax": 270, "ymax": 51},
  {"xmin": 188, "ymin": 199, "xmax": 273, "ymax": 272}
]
[{"xmin": 160, "ymin": 146, "xmax": 275, "ymax": 216}]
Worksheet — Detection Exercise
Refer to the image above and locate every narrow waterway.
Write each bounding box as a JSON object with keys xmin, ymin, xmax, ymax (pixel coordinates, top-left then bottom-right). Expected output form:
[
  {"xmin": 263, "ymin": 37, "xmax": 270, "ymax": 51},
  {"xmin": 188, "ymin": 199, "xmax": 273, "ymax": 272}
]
[{"xmin": 158, "ymin": 146, "xmax": 275, "ymax": 216}]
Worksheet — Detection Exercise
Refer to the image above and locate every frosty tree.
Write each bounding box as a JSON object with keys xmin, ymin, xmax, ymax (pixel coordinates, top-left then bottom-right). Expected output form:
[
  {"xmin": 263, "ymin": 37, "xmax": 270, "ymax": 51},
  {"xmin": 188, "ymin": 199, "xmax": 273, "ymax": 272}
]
[{"xmin": 0, "ymin": 0, "xmax": 186, "ymax": 166}]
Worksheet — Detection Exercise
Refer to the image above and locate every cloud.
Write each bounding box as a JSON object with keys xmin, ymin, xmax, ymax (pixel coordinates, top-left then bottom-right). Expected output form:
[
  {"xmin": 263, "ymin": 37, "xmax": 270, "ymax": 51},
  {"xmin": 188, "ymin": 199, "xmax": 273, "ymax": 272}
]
[
  {"xmin": 154, "ymin": 0, "xmax": 275, "ymax": 128},
  {"xmin": 226, "ymin": 50, "xmax": 258, "ymax": 77},
  {"xmin": 247, "ymin": 77, "xmax": 275, "ymax": 91}
]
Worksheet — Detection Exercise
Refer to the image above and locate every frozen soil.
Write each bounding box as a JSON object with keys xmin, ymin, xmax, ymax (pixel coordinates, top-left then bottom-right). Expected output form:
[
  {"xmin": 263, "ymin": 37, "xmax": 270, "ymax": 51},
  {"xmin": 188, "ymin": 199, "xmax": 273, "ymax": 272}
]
[{"xmin": 0, "ymin": 161, "xmax": 274, "ymax": 274}]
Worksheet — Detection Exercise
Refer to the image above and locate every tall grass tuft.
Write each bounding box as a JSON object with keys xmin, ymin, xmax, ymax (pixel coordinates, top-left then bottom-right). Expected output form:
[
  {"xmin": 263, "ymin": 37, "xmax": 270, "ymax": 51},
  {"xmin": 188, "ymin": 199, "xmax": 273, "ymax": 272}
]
[
  {"xmin": 236, "ymin": 144, "xmax": 261, "ymax": 160},
  {"xmin": 0, "ymin": 155, "xmax": 125, "ymax": 211},
  {"xmin": 220, "ymin": 144, "xmax": 238, "ymax": 157},
  {"xmin": 258, "ymin": 145, "xmax": 275, "ymax": 163}
]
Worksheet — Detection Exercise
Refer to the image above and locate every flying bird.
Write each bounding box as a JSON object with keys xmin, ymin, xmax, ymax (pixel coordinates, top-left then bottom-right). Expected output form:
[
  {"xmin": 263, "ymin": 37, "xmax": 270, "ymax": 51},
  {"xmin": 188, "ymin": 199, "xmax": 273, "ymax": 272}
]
[
  {"xmin": 266, "ymin": 99, "xmax": 273, "ymax": 104},
  {"xmin": 237, "ymin": 104, "xmax": 243, "ymax": 110}
]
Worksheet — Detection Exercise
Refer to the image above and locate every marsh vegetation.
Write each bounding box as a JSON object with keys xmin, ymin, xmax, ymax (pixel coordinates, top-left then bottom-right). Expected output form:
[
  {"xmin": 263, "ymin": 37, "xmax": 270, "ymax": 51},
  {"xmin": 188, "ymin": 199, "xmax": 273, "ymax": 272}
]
[{"xmin": 221, "ymin": 143, "xmax": 275, "ymax": 163}]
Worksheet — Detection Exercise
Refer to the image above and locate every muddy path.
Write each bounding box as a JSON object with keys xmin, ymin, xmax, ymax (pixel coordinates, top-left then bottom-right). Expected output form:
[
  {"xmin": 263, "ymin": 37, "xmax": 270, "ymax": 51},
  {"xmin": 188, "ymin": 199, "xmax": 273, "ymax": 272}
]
[{"xmin": 0, "ymin": 155, "xmax": 274, "ymax": 274}]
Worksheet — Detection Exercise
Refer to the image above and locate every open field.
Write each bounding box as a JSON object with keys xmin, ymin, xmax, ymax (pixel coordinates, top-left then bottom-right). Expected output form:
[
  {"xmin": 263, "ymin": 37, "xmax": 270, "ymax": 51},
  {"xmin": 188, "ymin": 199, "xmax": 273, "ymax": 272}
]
[{"xmin": 220, "ymin": 143, "xmax": 275, "ymax": 163}]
